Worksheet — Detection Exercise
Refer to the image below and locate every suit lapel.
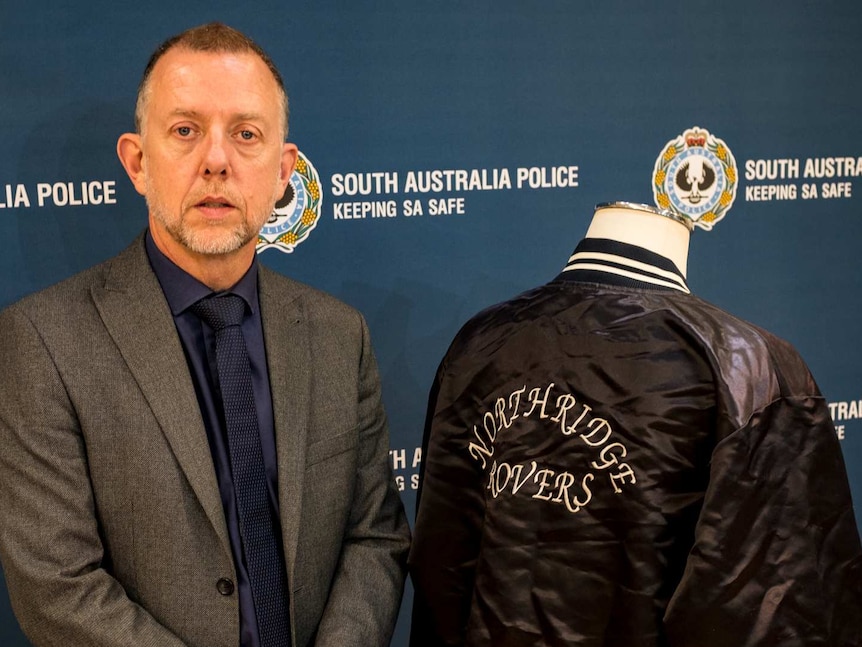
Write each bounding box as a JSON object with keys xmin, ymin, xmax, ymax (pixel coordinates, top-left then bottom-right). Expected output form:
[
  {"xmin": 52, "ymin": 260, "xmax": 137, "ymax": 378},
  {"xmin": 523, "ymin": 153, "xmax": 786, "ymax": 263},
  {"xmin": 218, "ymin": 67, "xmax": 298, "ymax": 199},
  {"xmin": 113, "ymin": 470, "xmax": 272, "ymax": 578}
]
[
  {"xmin": 91, "ymin": 237, "xmax": 230, "ymax": 553},
  {"xmin": 258, "ymin": 267, "xmax": 310, "ymax": 583}
]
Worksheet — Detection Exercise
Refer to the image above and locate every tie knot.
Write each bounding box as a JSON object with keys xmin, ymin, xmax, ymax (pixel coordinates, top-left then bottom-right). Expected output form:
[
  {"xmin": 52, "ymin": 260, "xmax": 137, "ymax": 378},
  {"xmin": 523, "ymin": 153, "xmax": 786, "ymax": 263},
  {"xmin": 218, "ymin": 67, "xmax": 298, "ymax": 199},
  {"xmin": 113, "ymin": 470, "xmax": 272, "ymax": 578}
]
[{"xmin": 191, "ymin": 293, "xmax": 247, "ymax": 331}]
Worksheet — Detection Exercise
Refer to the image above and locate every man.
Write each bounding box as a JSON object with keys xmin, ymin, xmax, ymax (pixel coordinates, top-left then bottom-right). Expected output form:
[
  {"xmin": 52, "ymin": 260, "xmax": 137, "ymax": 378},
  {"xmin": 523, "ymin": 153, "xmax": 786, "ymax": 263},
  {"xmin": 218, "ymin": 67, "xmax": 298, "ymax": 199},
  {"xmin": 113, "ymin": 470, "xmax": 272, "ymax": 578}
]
[{"xmin": 0, "ymin": 23, "xmax": 410, "ymax": 647}]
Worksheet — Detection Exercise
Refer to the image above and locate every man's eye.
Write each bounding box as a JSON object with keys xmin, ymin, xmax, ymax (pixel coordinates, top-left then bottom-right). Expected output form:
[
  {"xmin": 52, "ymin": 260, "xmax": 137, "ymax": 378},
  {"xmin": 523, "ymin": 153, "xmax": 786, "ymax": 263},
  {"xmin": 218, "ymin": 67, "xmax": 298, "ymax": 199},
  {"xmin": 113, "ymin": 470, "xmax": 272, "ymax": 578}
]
[
  {"xmin": 176, "ymin": 126, "xmax": 193, "ymax": 137},
  {"xmin": 239, "ymin": 130, "xmax": 256, "ymax": 141}
]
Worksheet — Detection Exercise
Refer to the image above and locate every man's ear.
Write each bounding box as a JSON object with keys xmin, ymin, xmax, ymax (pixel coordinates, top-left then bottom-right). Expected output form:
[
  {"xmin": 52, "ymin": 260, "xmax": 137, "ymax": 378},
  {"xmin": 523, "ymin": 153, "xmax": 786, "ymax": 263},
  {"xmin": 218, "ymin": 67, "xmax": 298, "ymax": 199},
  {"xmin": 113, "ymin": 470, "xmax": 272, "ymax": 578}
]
[
  {"xmin": 117, "ymin": 133, "xmax": 147, "ymax": 196},
  {"xmin": 278, "ymin": 142, "xmax": 299, "ymax": 192}
]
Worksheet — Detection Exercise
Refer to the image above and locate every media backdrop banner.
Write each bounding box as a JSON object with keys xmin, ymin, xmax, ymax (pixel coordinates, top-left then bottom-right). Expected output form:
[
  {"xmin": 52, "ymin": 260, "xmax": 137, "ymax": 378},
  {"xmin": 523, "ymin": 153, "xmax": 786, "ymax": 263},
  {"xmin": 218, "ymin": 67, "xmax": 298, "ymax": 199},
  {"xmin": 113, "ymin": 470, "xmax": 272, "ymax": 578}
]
[{"xmin": 2, "ymin": 2, "xmax": 861, "ymax": 644}]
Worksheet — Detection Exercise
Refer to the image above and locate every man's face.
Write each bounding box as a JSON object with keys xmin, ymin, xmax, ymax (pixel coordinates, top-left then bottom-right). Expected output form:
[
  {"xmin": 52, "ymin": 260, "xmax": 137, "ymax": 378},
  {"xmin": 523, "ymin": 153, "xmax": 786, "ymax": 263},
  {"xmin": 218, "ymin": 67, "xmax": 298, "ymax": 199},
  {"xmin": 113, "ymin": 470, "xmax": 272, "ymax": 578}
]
[{"xmin": 123, "ymin": 47, "xmax": 296, "ymax": 264}]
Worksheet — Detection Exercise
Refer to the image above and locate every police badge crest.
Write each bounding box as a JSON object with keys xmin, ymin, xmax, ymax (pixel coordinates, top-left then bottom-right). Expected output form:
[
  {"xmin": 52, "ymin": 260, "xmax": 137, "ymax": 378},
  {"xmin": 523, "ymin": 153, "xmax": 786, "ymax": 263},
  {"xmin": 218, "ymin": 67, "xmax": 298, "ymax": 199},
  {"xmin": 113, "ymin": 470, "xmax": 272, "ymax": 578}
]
[
  {"xmin": 257, "ymin": 150, "xmax": 322, "ymax": 253},
  {"xmin": 652, "ymin": 127, "xmax": 737, "ymax": 231}
]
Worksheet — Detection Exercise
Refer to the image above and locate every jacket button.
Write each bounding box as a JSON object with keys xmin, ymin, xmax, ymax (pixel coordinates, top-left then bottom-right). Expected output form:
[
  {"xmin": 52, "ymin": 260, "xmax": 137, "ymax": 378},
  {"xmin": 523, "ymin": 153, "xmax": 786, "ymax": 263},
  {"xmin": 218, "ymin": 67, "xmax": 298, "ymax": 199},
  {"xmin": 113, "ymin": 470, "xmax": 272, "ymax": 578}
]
[{"xmin": 216, "ymin": 578, "xmax": 235, "ymax": 596}]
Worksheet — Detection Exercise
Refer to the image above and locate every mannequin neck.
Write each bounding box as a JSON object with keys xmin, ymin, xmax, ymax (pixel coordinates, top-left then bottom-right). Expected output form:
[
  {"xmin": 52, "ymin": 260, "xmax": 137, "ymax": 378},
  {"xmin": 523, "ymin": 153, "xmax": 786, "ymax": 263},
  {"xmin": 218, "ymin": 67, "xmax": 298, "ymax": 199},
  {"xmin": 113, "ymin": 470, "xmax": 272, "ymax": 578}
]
[{"xmin": 585, "ymin": 205, "xmax": 691, "ymax": 277}]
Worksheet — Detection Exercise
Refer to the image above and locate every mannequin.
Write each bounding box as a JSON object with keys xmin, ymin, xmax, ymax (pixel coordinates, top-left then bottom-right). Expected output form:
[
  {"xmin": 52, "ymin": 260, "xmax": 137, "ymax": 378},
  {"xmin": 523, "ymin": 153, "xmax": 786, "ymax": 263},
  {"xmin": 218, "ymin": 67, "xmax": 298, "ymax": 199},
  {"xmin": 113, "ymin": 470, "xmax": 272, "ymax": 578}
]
[
  {"xmin": 585, "ymin": 201, "xmax": 692, "ymax": 276},
  {"xmin": 561, "ymin": 201, "xmax": 692, "ymax": 294},
  {"xmin": 409, "ymin": 199, "xmax": 861, "ymax": 647}
]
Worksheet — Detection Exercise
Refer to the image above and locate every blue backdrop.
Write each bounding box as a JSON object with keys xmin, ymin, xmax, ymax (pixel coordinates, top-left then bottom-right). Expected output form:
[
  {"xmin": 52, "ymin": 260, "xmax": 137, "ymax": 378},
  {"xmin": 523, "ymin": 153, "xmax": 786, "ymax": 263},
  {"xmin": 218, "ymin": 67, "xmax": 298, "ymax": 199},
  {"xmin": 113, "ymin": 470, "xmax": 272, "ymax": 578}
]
[{"xmin": 2, "ymin": 2, "xmax": 861, "ymax": 644}]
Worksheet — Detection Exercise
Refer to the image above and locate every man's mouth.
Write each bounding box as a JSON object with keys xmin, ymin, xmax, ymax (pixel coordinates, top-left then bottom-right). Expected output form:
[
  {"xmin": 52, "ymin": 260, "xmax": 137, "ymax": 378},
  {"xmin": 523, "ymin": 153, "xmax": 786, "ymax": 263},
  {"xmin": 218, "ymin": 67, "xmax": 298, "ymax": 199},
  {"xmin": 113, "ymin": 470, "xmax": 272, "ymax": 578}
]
[{"xmin": 195, "ymin": 196, "xmax": 236, "ymax": 212}]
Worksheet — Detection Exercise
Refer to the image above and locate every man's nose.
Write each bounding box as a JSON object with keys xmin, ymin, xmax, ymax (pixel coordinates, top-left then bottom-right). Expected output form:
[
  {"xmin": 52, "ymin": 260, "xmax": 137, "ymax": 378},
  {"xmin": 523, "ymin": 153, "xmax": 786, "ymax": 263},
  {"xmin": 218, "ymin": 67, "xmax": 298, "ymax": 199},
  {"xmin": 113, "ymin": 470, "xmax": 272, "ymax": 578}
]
[{"xmin": 200, "ymin": 132, "xmax": 230, "ymax": 177}]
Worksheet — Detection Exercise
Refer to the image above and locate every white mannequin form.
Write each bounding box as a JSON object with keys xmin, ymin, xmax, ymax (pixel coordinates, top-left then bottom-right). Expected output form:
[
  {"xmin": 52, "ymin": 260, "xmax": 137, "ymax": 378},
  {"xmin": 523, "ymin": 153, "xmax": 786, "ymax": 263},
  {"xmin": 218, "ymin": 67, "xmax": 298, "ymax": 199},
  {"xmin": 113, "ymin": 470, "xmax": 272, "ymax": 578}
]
[{"xmin": 585, "ymin": 202, "xmax": 692, "ymax": 277}]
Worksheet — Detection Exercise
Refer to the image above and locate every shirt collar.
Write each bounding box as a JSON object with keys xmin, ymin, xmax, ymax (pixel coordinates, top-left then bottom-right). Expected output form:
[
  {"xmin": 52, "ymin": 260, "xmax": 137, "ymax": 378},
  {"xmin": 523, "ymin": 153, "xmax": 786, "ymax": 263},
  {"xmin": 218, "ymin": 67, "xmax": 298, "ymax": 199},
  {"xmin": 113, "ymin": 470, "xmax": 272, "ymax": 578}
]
[
  {"xmin": 145, "ymin": 230, "xmax": 260, "ymax": 315},
  {"xmin": 556, "ymin": 237, "xmax": 690, "ymax": 294}
]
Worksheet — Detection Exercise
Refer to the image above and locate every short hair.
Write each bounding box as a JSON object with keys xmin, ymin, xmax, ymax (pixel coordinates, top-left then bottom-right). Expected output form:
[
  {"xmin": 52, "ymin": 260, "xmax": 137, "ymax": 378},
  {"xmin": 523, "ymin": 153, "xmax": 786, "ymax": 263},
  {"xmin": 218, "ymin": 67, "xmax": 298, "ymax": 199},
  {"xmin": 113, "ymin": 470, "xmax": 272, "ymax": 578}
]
[{"xmin": 134, "ymin": 22, "xmax": 289, "ymax": 138}]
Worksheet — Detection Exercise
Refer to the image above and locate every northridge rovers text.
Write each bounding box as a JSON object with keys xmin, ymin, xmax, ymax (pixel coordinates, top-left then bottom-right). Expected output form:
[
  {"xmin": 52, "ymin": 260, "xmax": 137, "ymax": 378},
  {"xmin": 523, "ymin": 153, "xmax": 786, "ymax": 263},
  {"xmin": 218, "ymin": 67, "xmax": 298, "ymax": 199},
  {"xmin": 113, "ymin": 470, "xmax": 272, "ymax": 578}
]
[{"xmin": 467, "ymin": 382, "xmax": 637, "ymax": 515}]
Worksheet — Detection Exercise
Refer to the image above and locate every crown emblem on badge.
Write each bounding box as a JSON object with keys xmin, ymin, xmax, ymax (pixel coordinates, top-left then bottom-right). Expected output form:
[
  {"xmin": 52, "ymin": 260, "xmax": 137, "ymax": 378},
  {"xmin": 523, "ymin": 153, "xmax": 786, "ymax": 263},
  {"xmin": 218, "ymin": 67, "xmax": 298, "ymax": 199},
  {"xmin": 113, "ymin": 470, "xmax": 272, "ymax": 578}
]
[
  {"xmin": 257, "ymin": 150, "xmax": 323, "ymax": 253},
  {"xmin": 685, "ymin": 131, "xmax": 707, "ymax": 147},
  {"xmin": 652, "ymin": 126, "xmax": 738, "ymax": 231}
]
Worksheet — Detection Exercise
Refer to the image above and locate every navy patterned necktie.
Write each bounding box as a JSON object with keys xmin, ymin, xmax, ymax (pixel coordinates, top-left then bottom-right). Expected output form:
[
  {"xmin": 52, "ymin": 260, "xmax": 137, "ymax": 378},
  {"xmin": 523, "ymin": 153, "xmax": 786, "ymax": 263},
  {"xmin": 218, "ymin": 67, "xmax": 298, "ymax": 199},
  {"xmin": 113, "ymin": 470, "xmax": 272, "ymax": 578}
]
[{"xmin": 191, "ymin": 293, "xmax": 291, "ymax": 647}]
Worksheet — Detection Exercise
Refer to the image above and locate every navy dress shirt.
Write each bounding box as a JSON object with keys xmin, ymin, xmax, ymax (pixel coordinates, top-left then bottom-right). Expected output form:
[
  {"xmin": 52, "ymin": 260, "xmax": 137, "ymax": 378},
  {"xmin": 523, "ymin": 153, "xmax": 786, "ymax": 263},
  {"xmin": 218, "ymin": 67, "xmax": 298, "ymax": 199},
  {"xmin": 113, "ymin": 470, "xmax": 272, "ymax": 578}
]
[{"xmin": 146, "ymin": 231, "xmax": 285, "ymax": 647}]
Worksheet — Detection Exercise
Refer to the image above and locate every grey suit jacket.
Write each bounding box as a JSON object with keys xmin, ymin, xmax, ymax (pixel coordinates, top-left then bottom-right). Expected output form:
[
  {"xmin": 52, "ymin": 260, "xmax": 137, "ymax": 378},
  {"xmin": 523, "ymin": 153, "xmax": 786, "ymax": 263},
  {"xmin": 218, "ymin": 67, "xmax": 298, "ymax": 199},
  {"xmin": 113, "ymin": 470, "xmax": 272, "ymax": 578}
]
[{"xmin": 0, "ymin": 235, "xmax": 411, "ymax": 647}]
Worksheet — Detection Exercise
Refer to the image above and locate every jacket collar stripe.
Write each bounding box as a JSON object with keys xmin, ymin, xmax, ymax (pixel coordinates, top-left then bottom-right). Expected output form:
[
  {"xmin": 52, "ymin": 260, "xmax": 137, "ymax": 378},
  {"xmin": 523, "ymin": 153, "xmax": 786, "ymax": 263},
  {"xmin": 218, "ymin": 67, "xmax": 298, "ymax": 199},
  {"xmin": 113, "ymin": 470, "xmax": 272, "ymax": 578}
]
[
  {"xmin": 559, "ymin": 238, "xmax": 690, "ymax": 294},
  {"xmin": 566, "ymin": 251, "xmax": 688, "ymax": 288}
]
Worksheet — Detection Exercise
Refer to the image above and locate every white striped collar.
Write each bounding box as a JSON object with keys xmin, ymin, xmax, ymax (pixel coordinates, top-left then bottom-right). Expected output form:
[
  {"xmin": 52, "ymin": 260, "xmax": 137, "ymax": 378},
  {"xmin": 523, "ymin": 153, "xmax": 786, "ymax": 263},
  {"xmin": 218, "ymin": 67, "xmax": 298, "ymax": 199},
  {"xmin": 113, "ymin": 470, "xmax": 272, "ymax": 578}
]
[{"xmin": 559, "ymin": 238, "xmax": 690, "ymax": 294}]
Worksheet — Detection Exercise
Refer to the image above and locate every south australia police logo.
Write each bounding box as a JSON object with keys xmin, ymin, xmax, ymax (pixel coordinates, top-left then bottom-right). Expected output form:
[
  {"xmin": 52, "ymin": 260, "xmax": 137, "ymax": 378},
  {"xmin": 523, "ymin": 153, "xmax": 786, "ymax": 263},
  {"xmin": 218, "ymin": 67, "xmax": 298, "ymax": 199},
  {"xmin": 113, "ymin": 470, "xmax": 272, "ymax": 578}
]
[
  {"xmin": 652, "ymin": 127, "xmax": 737, "ymax": 231},
  {"xmin": 257, "ymin": 150, "xmax": 322, "ymax": 253}
]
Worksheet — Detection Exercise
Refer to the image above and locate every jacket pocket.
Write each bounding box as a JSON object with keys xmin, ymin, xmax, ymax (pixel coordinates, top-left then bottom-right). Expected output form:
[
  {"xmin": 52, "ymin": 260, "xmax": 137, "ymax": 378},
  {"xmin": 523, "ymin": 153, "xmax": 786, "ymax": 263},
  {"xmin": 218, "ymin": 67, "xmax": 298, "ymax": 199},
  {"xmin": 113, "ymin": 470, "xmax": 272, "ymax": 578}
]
[{"xmin": 305, "ymin": 428, "xmax": 358, "ymax": 466}]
